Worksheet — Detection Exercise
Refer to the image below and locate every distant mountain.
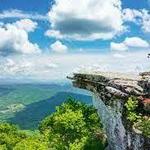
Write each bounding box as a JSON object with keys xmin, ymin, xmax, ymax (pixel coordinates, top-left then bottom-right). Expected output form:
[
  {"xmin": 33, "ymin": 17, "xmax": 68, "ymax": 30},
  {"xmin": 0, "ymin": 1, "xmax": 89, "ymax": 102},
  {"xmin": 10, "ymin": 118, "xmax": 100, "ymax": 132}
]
[{"xmin": 0, "ymin": 83, "xmax": 92, "ymax": 129}]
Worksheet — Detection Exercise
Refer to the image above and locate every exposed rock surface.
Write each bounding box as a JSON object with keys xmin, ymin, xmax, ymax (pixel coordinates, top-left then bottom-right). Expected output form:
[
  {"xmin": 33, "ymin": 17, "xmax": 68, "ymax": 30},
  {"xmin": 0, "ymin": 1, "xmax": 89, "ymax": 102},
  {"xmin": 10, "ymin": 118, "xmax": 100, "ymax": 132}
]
[{"xmin": 68, "ymin": 71, "xmax": 150, "ymax": 150}]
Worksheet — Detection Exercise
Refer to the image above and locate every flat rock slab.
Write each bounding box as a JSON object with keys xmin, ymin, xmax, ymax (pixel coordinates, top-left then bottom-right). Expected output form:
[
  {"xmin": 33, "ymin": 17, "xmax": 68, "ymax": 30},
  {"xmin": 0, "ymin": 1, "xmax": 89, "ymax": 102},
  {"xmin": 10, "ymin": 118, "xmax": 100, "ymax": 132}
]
[{"xmin": 68, "ymin": 71, "xmax": 150, "ymax": 110}]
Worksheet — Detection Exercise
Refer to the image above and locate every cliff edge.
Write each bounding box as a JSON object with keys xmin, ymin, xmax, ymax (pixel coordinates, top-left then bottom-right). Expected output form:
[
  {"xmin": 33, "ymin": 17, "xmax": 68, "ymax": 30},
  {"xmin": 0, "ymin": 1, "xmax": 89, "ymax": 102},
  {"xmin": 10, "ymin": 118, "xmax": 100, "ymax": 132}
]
[{"xmin": 68, "ymin": 71, "xmax": 150, "ymax": 150}]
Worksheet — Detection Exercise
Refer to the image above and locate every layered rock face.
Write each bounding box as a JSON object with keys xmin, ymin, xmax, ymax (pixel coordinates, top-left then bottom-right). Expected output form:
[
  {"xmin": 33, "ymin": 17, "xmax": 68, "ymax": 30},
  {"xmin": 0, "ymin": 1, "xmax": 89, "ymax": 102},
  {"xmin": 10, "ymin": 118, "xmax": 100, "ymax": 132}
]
[{"xmin": 68, "ymin": 72, "xmax": 150, "ymax": 150}]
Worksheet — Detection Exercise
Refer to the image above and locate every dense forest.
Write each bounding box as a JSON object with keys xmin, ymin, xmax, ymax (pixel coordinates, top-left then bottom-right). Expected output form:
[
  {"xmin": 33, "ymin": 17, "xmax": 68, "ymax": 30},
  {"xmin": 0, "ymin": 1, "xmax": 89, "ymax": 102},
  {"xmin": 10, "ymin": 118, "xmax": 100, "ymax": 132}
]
[{"xmin": 0, "ymin": 98, "xmax": 106, "ymax": 150}]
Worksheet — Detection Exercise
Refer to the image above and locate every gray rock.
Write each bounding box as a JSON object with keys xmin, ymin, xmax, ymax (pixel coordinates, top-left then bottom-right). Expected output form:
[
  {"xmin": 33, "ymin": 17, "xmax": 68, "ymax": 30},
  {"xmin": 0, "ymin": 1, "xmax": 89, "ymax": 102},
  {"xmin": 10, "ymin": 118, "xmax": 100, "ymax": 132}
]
[{"xmin": 68, "ymin": 71, "xmax": 150, "ymax": 150}]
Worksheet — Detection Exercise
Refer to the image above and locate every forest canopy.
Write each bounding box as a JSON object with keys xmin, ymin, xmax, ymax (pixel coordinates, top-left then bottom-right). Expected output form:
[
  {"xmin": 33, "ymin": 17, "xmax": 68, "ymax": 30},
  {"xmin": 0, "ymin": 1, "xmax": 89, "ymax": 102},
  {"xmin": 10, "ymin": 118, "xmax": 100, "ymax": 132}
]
[{"xmin": 0, "ymin": 98, "xmax": 106, "ymax": 150}]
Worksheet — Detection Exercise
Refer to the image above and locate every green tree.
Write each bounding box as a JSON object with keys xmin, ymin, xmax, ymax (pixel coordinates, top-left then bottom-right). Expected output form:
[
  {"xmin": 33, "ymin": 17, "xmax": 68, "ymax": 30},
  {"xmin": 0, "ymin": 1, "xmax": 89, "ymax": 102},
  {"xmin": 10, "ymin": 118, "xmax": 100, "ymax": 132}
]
[
  {"xmin": 0, "ymin": 123, "xmax": 27, "ymax": 149},
  {"xmin": 14, "ymin": 137, "xmax": 49, "ymax": 150},
  {"xmin": 39, "ymin": 98, "xmax": 106, "ymax": 149}
]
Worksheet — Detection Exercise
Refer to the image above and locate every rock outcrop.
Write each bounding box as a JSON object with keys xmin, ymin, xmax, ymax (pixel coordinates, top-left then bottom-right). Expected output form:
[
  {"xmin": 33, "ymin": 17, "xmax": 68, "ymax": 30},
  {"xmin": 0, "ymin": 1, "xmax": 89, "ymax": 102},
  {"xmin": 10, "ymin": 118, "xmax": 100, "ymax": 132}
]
[{"xmin": 68, "ymin": 71, "xmax": 150, "ymax": 150}]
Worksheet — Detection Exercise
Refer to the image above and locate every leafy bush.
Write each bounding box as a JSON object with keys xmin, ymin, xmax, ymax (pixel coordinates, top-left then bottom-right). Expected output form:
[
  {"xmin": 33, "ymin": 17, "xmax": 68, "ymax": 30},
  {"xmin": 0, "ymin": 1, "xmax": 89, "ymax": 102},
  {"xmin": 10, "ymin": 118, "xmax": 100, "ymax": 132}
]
[
  {"xmin": 140, "ymin": 119, "xmax": 150, "ymax": 138},
  {"xmin": 0, "ymin": 123, "xmax": 28, "ymax": 149},
  {"xmin": 125, "ymin": 96, "xmax": 138, "ymax": 112},
  {"xmin": 125, "ymin": 96, "xmax": 150, "ymax": 138},
  {"xmin": 135, "ymin": 118, "xmax": 150, "ymax": 138},
  {"xmin": 14, "ymin": 137, "xmax": 49, "ymax": 150},
  {"xmin": 125, "ymin": 96, "xmax": 141, "ymax": 123}
]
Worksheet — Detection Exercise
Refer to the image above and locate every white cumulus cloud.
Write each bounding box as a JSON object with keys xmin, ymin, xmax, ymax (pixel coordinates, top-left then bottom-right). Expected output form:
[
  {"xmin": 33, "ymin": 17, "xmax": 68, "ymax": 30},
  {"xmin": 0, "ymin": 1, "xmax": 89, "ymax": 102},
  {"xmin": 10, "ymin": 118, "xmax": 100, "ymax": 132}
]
[
  {"xmin": 0, "ymin": 9, "xmax": 48, "ymax": 21},
  {"xmin": 50, "ymin": 41, "xmax": 68, "ymax": 53},
  {"xmin": 111, "ymin": 37, "xmax": 149, "ymax": 51},
  {"xmin": 0, "ymin": 19, "xmax": 41, "ymax": 55},
  {"xmin": 13, "ymin": 19, "xmax": 37, "ymax": 32},
  {"xmin": 142, "ymin": 9, "xmax": 150, "ymax": 33},
  {"xmin": 46, "ymin": 0, "xmax": 124, "ymax": 40},
  {"xmin": 122, "ymin": 8, "xmax": 142, "ymax": 23},
  {"xmin": 123, "ymin": 8, "xmax": 150, "ymax": 33},
  {"xmin": 111, "ymin": 42, "xmax": 128, "ymax": 51},
  {"xmin": 124, "ymin": 37, "xmax": 149, "ymax": 48}
]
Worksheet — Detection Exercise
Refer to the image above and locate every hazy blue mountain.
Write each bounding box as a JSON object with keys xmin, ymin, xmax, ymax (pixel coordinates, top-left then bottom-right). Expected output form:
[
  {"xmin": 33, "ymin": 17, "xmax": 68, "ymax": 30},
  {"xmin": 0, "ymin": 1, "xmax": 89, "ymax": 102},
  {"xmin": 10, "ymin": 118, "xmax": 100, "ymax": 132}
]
[{"xmin": 0, "ymin": 83, "xmax": 92, "ymax": 129}]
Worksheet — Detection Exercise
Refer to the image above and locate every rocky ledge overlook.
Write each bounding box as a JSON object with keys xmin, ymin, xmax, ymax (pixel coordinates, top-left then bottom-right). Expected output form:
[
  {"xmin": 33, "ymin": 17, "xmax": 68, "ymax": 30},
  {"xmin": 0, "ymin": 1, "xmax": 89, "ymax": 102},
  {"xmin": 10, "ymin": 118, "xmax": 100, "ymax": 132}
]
[{"xmin": 68, "ymin": 71, "xmax": 150, "ymax": 150}]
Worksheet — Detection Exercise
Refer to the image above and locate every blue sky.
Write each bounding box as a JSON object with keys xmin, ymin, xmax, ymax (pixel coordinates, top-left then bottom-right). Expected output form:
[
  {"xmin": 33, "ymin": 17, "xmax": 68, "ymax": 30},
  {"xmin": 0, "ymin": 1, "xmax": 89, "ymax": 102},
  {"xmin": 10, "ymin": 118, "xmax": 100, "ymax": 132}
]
[
  {"xmin": 0, "ymin": 0, "xmax": 51, "ymax": 14},
  {"xmin": 0, "ymin": 0, "xmax": 149, "ymax": 52},
  {"xmin": 0, "ymin": 0, "xmax": 149, "ymax": 82}
]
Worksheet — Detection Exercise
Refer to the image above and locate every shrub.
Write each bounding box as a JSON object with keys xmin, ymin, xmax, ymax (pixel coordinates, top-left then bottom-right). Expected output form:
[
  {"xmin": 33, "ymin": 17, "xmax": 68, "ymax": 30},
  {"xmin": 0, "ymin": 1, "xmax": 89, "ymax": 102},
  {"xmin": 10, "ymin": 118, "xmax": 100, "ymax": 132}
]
[{"xmin": 125, "ymin": 96, "xmax": 150, "ymax": 138}]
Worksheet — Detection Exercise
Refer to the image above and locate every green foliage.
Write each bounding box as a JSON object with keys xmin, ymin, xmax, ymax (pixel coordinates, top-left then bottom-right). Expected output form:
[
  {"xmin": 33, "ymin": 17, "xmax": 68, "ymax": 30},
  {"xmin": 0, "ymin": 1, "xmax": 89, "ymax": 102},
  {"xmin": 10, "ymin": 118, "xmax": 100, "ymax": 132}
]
[
  {"xmin": 0, "ymin": 123, "xmax": 18, "ymax": 133},
  {"xmin": 126, "ymin": 112, "xmax": 141, "ymax": 122},
  {"xmin": 0, "ymin": 98, "xmax": 106, "ymax": 150},
  {"xmin": 14, "ymin": 137, "xmax": 49, "ymax": 150},
  {"xmin": 69, "ymin": 137, "xmax": 87, "ymax": 150},
  {"xmin": 140, "ymin": 119, "xmax": 150, "ymax": 138},
  {"xmin": 125, "ymin": 96, "xmax": 138, "ymax": 112},
  {"xmin": 0, "ymin": 123, "xmax": 28, "ymax": 150},
  {"xmin": 136, "ymin": 118, "xmax": 150, "ymax": 138},
  {"xmin": 125, "ymin": 96, "xmax": 141, "ymax": 123},
  {"xmin": 125, "ymin": 96, "xmax": 150, "ymax": 138},
  {"xmin": 39, "ymin": 98, "xmax": 105, "ymax": 149},
  {"xmin": 0, "ymin": 144, "xmax": 7, "ymax": 150}
]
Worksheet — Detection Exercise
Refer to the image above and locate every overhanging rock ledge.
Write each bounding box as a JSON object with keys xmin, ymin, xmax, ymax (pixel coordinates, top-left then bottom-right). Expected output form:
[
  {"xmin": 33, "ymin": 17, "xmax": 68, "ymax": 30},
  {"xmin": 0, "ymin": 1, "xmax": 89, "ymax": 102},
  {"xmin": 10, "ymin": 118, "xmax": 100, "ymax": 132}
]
[{"xmin": 68, "ymin": 71, "xmax": 150, "ymax": 150}]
